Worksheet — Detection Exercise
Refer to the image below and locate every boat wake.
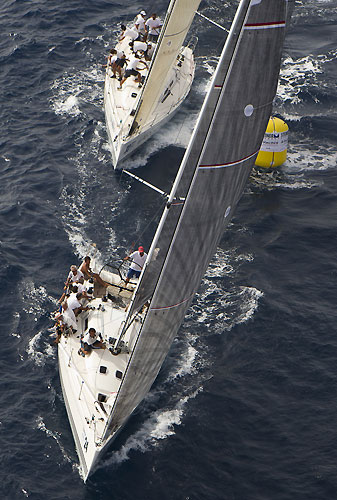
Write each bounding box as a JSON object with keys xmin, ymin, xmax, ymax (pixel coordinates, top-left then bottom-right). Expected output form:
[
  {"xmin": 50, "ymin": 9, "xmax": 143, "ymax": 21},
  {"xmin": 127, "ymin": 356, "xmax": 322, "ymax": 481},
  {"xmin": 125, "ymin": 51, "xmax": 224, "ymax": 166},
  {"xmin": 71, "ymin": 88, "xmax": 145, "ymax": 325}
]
[
  {"xmin": 123, "ymin": 110, "xmax": 199, "ymax": 170},
  {"xmin": 101, "ymin": 387, "xmax": 202, "ymax": 468},
  {"xmin": 166, "ymin": 339, "xmax": 199, "ymax": 381}
]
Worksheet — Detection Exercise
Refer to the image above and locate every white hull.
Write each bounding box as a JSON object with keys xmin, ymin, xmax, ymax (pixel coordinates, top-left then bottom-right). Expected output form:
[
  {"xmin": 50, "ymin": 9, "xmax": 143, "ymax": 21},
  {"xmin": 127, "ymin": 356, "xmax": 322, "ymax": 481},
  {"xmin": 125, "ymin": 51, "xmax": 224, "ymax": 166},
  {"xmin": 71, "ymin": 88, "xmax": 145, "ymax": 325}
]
[
  {"xmin": 58, "ymin": 268, "xmax": 143, "ymax": 480},
  {"xmin": 104, "ymin": 44, "xmax": 195, "ymax": 168}
]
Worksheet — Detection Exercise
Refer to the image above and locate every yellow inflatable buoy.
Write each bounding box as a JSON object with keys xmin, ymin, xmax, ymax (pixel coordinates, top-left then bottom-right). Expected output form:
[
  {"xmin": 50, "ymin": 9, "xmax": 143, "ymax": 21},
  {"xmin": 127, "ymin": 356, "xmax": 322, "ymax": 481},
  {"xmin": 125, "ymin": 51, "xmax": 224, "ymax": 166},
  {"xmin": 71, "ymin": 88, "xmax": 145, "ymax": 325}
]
[{"xmin": 255, "ymin": 116, "xmax": 288, "ymax": 168}]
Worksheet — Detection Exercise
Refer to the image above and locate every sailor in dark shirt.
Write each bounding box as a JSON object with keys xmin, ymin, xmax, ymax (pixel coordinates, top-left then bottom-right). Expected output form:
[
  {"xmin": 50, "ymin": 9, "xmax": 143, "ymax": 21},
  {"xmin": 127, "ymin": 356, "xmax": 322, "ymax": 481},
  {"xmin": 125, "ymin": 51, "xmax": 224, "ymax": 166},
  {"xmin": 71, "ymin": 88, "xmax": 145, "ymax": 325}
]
[{"xmin": 114, "ymin": 53, "xmax": 128, "ymax": 79}]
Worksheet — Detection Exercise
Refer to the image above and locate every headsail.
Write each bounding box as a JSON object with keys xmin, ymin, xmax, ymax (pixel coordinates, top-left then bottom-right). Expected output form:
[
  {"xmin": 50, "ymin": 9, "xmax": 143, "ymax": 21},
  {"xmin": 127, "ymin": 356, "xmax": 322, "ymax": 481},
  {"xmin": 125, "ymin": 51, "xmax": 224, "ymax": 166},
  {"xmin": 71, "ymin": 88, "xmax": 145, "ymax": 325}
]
[
  {"xmin": 105, "ymin": 0, "xmax": 290, "ymax": 434},
  {"xmin": 130, "ymin": 0, "xmax": 201, "ymax": 134}
]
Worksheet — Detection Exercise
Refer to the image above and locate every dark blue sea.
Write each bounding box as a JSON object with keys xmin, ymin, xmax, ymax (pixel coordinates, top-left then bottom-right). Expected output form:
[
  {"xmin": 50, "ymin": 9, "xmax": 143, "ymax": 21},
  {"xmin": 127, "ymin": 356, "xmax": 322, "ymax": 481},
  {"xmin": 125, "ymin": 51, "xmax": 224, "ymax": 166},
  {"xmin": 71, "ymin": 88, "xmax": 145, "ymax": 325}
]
[{"xmin": 1, "ymin": 0, "xmax": 337, "ymax": 498}]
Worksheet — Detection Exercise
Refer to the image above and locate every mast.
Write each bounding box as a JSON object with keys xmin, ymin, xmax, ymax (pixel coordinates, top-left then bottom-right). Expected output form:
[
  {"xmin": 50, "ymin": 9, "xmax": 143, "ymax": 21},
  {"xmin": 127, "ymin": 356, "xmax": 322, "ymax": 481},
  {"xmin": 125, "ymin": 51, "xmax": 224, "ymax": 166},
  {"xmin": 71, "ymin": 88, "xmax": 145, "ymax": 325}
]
[
  {"xmin": 104, "ymin": 0, "xmax": 290, "ymax": 436},
  {"xmin": 129, "ymin": 0, "xmax": 201, "ymax": 134}
]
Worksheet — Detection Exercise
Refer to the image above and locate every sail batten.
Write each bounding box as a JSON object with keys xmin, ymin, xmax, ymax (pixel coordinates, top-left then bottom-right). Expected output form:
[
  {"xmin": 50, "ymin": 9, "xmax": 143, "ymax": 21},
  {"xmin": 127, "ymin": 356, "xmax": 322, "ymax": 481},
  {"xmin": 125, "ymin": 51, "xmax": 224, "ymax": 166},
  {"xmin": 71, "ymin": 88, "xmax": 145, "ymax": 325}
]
[{"xmin": 103, "ymin": 0, "xmax": 291, "ymax": 437}]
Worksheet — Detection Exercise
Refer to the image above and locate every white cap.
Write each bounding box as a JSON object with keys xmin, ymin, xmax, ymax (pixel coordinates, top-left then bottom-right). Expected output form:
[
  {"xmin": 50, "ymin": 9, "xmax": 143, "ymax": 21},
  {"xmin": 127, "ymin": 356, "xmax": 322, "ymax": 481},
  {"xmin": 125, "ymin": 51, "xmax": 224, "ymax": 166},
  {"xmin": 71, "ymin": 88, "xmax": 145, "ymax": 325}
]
[{"xmin": 140, "ymin": 10, "xmax": 146, "ymax": 15}]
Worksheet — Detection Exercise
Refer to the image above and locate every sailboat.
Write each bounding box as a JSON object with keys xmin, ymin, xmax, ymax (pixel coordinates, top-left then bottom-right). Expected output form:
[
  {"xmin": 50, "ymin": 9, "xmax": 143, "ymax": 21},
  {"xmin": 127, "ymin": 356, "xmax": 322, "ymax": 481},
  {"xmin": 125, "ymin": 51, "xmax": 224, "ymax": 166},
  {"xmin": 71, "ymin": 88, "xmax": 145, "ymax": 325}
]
[
  {"xmin": 104, "ymin": 0, "xmax": 201, "ymax": 168},
  {"xmin": 57, "ymin": 0, "xmax": 292, "ymax": 481}
]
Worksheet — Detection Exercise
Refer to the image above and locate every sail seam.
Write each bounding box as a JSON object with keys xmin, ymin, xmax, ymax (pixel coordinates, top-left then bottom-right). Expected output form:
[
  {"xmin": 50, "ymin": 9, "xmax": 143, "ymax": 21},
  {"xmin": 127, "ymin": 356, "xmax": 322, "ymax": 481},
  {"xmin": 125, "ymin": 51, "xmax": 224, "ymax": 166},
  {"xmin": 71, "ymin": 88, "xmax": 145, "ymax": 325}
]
[
  {"xmin": 150, "ymin": 293, "xmax": 194, "ymax": 311},
  {"xmin": 199, "ymin": 149, "xmax": 259, "ymax": 169},
  {"xmin": 164, "ymin": 25, "xmax": 194, "ymax": 38}
]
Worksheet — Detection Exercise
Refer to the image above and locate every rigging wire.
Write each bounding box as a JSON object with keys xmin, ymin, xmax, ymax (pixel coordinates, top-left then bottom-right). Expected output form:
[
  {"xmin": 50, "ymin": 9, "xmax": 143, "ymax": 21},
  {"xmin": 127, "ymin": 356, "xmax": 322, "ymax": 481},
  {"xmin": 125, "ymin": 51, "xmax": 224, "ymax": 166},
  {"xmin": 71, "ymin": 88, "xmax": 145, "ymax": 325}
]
[
  {"xmin": 196, "ymin": 11, "xmax": 229, "ymax": 33},
  {"xmin": 130, "ymin": 196, "xmax": 167, "ymax": 250},
  {"xmin": 118, "ymin": 169, "xmax": 168, "ymax": 254}
]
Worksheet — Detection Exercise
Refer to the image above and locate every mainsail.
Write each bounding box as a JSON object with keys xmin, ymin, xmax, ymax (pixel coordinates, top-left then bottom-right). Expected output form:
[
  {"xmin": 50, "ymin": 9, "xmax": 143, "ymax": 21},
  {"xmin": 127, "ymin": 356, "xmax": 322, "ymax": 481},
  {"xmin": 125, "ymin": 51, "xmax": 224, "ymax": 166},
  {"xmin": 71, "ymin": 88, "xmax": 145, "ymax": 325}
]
[
  {"xmin": 104, "ymin": 0, "xmax": 290, "ymax": 435},
  {"xmin": 130, "ymin": 0, "xmax": 201, "ymax": 133}
]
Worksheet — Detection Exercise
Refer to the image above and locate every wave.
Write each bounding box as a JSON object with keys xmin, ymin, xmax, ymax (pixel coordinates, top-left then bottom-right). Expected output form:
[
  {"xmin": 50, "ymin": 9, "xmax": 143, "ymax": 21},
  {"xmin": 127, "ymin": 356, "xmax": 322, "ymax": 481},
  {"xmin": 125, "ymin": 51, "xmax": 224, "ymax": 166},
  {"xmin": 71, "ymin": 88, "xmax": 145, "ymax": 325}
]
[{"xmin": 101, "ymin": 387, "xmax": 202, "ymax": 468}]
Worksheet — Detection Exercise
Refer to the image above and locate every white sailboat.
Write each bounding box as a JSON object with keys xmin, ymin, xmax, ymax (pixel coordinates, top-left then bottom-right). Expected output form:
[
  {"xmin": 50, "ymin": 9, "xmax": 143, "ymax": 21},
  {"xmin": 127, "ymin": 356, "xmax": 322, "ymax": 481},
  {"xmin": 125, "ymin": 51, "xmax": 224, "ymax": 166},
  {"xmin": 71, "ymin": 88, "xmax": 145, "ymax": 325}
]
[
  {"xmin": 57, "ymin": 0, "xmax": 292, "ymax": 481},
  {"xmin": 104, "ymin": 0, "xmax": 201, "ymax": 168}
]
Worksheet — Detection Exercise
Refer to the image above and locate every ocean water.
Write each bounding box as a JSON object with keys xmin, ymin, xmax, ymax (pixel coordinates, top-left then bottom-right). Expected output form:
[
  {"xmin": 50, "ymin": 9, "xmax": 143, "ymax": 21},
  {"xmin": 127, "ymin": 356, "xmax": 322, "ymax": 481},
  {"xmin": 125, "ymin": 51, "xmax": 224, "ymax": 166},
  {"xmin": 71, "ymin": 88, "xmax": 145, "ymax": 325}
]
[{"xmin": 1, "ymin": 0, "xmax": 337, "ymax": 499}]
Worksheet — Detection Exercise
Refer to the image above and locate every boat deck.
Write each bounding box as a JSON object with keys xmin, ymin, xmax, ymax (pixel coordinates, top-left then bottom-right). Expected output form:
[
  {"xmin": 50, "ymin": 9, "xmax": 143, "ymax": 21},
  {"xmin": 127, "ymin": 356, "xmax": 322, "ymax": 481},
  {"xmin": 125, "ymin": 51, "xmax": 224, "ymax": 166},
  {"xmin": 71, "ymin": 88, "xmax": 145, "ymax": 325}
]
[
  {"xmin": 104, "ymin": 34, "xmax": 195, "ymax": 166},
  {"xmin": 58, "ymin": 267, "xmax": 144, "ymax": 478}
]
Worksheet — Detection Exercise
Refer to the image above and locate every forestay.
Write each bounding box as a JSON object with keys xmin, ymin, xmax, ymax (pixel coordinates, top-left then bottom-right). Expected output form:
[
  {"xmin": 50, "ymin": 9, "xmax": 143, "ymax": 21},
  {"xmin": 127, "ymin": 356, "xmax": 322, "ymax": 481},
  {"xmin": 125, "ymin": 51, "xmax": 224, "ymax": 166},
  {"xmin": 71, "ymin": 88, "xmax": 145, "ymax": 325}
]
[
  {"xmin": 130, "ymin": 0, "xmax": 201, "ymax": 133},
  {"xmin": 104, "ymin": 0, "xmax": 290, "ymax": 435}
]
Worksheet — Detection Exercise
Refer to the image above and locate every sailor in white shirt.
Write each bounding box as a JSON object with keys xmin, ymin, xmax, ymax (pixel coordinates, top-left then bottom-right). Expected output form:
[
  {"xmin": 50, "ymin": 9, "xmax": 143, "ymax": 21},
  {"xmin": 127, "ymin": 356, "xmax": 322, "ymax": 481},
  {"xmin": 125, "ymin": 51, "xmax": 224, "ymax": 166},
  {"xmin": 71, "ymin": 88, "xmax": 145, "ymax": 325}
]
[
  {"xmin": 118, "ymin": 56, "xmax": 148, "ymax": 89},
  {"xmin": 75, "ymin": 277, "xmax": 92, "ymax": 299},
  {"xmin": 135, "ymin": 10, "xmax": 147, "ymax": 38},
  {"xmin": 61, "ymin": 300, "xmax": 77, "ymax": 330},
  {"xmin": 131, "ymin": 40, "xmax": 148, "ymax": 56},
  {"xmin": 119, "ymin": 24, "xmax": 139, "ymax": 42},
  {"xmin": 104, "ymin": 48, "xmax": 118, "ymax": 77},
  {"xmin": 80, "ymin": 328, "xmax": 105, "ymax": 356},
  {"xmin": 123, "ymin": 246, "xmax": 148, "ymax": 284},
  {"xmin": 58, "ymin": 264, "xmax": 85, "ymax": 303},
  {"xmin": 65, "ymin": 265, "xmax": 84, "ymax": 286},
  {"xmin": 145, "ymin": 14, "xmax": 162, "ymax": 42},
  {"xmin": 67, "ymin": 291, "xmax": 88, "ymax": 316}
]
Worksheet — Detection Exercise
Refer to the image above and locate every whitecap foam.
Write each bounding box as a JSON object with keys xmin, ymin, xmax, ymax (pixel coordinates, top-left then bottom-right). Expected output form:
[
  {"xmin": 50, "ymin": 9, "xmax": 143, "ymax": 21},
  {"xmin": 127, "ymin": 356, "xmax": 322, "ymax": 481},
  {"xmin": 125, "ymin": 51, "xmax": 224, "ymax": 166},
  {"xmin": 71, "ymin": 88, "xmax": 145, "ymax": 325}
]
[
  {"xmin": 188, "ymin": 248, "xmax": 262, "ymax": 332},
  {"xmin": 50, "ymin": 66, "xmax": 104, "ymax": 118},
  {"xmin": 53, "ymin": 94, "xmax": 81, "ymax": 117},
  {"xmin": 27, "ymin": 332, "xmax": 46, "ymax": 366},
  {"xmin": 21, "ymin": 281, "xmax": 54, "ymax": 317},
  {"xmin": 286, "ymin": 144, "xmax": 337, "ymax": 173},
  {"xmin": 25, "ymin": 318, "xmax": 56, "ymax": 367},
  {"xmin": 250, "ymin": 165, "xmax": 322, "ymax": 191},
  {"xmin": 278, "ymin": 55, "xmax": 323, "ymax": 105},
  {"xmin": 75, "ymin": 37, "xmax": 91, "ymax": 45},
  {"xmin": 234, "ymin": 286, "xmax": 264, "ymax": 326}
]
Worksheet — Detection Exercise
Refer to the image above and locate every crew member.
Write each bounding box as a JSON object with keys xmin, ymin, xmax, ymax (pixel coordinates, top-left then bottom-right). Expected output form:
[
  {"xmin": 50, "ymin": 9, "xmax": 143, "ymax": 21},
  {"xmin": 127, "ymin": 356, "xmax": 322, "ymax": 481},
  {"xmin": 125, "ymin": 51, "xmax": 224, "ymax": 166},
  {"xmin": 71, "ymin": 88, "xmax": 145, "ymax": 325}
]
[
  {"xmin": 123, "ymin": 246, "xmax": 147, "ymax": 284},
  {"xmin": 118, "ymin": 55, "xmax": 148, "ymax": 89},
  {"xmin": 145, "ymin": 14, "xmax": 162, "ymax": 42},
  {"xmin": 80, "ymin": 328, "xmax": 106, "ymax": 356}
]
